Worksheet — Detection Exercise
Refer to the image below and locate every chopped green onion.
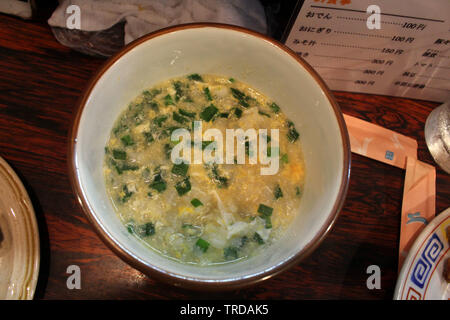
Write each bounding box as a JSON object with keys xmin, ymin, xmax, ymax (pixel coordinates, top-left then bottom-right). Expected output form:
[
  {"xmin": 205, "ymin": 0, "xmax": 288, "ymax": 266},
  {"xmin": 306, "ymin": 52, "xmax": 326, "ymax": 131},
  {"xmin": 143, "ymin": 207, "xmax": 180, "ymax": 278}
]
[
  {"xmin": 120, "ymin": 163, "xmax": 139, "ymax": 172},
  {"xmin": 216, "ymin": 176, "xmax": 228, "ymax": 188},
  {"xmin": 274, "ymin": 184, "xmax": 283, "ymax": 199},
  {"xmin": 140, "ymin": 222, "xmax": 155, "ymax": 237},
  {"xmin": 187, "ymin": 73, "xmax": 203, "ymax": 82},
  {"xmin": 111, "ymin": 162, "xmax": 123, "ymax": 175},
  {"xmin": 143, "ymin": 131, "xmax": 154, "ymax": 143},
  {"xmin": 120, "ymin": 135, "xmax": 134, "ymax": 146},
  {"xmin": 230, "ymin": 88, "xmax": 249, "ymax": 108},
  {"xmin": 200, "ymin": 104, "xmax": 218, "ymax": 122},
  {"xmin": 179, "ymin": 108, "xmax": 196, "ymax": 118},
  {"xmin": 270, "ymin": 147, "xmax": 279, "ymax": 158},
  {"xmin": 219, "ymin": 112, "xmax": 229, "ymax": 118},
  {"xmin": 296, "ymin": 186, "xmax": 302, "ymax": 196},
  {"xmin": 258, "ymin": 204, "xmax": 273, "ymax": 228},
  {"xmin": 281, "ymin": 153, "xmax": 289, "ymax": 164},
  {"xmin": 258, "ymin": 204, "xmax": 273, "ymax": 216},
  {"xmin": 171, "ymin": 162, "xmax": 189, "ymax": 176},
  {"xmin": 173, "ymin": 111, "xmax": 188, "ymax": 123},
  {"xmin": 258, "ymin": 110, "xmax": 270, "ymax": 117},
  {"xmin": 113, "ymin": 123, "xmax": 128, "ymax": 136},
  {"xmin": 269, "ymin": 102, "xmax": 280, "ymax": 113},
  {"xmin": 150, "ymin": 172, "xmax": 166, "ymax": 193},
  {"xmin": 287, "ymin": 128, "xmax": 299, "ymax": 142},
  {"xmin": 191, "ymin": 198, "xmax": 203, "ymax": 207},
  {"xmin": 203, "ymin": 87, "xmax": 213, "ymax": 101},
  {"xmin": 163, "ymin": 143, "xmax": 172, "ymax": 159},
  {"xmin": 253, "ymin": 232, "xmax": 264, "ymax": 245},
  {"xmin": 111, "ymin": 160, "xmax": 138, "ymax": 174},
  {"xmin": 126, "ymin": 222, "xmax": 135, "ymax": 234},
  {"xmin": 245, "ymin": 140, "xmax": 250, "ymax": 156},
  {"xmin": 230, "ymin": 88, "xmax": 246, "ymax": 100},
  {"xmin": 201, "ymin": 140, "xmax": 214, "ymax": 150},
  {"xmin": 151, "ymin": 88, "xmax": 162, "ymax": 96},
  {"xmin": 132, "ymin": 105, "xmax": 145, "ymax": 124},
  {"xmin": 224, "ymin": 246, "xmax": 238, "ymax": 260},
  {"xmin": 150, "ymin": 180, "xmax": 165, "ymax": 193},
  {"xmin": 148, "ymin": 101, "xmax": 159, "ymax": 111},
  {"xmin": 121, "ymin": 185, "xmax": 133, "ymax": 203},
  {"xmin": 287, "ymin": 121, "xmax": 300, "ymax": 142},
  {"xmin": 142, "ymin": 90, "xmax": 152, "ymax": 99},
  {"xmin": 142, "ymin": 88, "xmax": 161, "ymax": 100},
  {"xmin": 209, "ymin": 164, "xmax": 228, "ymax": 188},
  {"xmin": 195, "ymin": 238, "xmax": 210, "ymax": 252},
  {"xmin": 175, "ymin": 177, "xmax": 191, "ymax": 196},
  {"xmin": 173, "ymin": 81, "xmax": 183, "ymax": 102},
  {"xmin": 229, "ymin": 77, "xmax": 235, "ymax": 83},
  {"xmin": 240, "ymin": 236, "xmax": 248, "ymax": 247},
  {"xmin": 234, "ymin": 108, "xmax": 243, "ymax": 118},
  {"xmin": 264, "ymin": 218, "xmax": 272, "ymax": 229},
  {"xmin": 153, "ymin": 115, "xmax": 168, "ymax": 127},
  {"xmin": 166, "ymin": 126, "xmax": 186, "ymax": 136},
  {"xmin": 112, "ymin": 149, "xmax": 127, "ymax": 160},
  {"xmin": 164, "ymin": 94, "xmax": 175, "ymax": 106},
  {"xmin": 150, "ymin": 180, "xmax": 166, "ymax": 193}
]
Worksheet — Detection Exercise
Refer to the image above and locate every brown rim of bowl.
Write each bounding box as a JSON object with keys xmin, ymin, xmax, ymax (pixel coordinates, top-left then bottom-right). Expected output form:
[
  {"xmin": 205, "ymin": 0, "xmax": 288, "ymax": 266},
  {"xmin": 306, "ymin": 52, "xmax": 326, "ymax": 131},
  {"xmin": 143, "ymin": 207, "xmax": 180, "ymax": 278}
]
[{"xmin": 68, "ymin": 23, "xmax": 351, "ymax": 291}]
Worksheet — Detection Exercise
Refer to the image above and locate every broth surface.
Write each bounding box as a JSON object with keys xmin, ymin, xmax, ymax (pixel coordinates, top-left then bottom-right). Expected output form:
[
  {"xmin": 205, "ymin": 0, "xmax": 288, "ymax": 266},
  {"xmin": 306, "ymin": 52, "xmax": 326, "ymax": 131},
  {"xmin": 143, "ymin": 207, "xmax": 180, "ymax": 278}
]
[{"xmin": 104, "ymin": 74, "xmax": 305, "ymax": 265}]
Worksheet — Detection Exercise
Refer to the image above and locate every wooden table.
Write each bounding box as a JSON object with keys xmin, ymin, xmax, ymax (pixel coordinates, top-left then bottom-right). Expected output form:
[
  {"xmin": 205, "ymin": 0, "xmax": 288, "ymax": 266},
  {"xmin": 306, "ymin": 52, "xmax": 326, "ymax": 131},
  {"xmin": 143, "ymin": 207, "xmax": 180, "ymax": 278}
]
[{"xmin": 0, "ymin": 14, "xmax": 448, "ymax": 300}]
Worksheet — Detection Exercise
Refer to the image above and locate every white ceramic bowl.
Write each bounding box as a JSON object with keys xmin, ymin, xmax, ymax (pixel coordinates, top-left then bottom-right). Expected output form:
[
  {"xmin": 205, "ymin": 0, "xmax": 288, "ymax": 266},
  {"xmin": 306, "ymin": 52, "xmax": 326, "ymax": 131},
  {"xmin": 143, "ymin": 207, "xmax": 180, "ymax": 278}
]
[{"xmin": 69, "ymin": 24, "xmax": 350, "ymax": 289}]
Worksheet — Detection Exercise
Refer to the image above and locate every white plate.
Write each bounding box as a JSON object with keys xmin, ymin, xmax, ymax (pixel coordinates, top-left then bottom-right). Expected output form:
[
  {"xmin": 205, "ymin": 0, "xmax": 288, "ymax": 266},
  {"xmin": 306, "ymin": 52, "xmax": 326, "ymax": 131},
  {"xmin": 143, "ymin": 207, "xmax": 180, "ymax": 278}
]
[
  {"xmin": 394, "ymin": 207, "xmax": 449, "ymax": 300},
  {"xmin": 0, "ymin": 157, "xmax": 40, "ymax": 299}
]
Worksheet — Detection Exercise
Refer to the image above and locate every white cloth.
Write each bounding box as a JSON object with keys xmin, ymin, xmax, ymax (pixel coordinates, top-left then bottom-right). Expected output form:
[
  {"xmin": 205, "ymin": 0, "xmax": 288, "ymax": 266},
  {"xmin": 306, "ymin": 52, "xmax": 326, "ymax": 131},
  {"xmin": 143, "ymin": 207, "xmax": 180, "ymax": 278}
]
[{"xmin": 48, "ymin": 0, "xmax": 267, "ymax": 44}]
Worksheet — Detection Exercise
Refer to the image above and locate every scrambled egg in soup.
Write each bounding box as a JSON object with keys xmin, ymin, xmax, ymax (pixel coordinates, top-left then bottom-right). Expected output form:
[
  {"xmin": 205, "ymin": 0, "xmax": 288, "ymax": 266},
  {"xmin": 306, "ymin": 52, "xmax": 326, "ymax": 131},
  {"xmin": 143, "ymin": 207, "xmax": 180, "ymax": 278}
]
[{"xmin": 104, "ymin": 74, "xmax": 305, "ymax": 265}]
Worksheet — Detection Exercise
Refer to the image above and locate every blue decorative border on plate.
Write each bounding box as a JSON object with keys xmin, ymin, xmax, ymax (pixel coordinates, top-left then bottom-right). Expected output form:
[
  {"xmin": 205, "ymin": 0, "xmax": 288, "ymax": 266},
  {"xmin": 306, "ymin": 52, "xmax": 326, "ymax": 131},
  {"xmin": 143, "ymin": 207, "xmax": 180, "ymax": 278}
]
[{"xmin": 410, "ymin": 233, "xmax": 443, "ymax": 289}]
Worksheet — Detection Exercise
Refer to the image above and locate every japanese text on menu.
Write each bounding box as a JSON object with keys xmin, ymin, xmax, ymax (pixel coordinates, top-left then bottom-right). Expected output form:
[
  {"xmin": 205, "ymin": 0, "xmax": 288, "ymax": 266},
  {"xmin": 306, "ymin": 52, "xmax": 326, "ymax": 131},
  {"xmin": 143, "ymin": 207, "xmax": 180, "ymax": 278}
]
[{"xmin": 285, "ymin": 0, "xmax": 450, "ymax": 102}]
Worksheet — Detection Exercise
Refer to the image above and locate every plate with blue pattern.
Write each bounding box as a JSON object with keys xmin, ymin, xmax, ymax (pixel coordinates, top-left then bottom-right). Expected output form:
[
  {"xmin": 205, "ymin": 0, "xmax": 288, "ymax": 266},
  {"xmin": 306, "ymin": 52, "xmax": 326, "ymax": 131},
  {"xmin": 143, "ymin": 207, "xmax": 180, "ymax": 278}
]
[{"xmin": 394, "ymin": 207, "xmax": 449, "ymax": 300}]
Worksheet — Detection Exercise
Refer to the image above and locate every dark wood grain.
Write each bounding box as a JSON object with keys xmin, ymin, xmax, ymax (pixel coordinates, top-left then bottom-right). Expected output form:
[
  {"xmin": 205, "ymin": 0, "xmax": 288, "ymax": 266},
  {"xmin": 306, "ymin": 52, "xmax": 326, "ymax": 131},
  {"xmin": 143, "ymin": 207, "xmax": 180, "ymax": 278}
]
[{"xmin": 0, "ymin": 14, "xmax": 448, "ymax": 300}]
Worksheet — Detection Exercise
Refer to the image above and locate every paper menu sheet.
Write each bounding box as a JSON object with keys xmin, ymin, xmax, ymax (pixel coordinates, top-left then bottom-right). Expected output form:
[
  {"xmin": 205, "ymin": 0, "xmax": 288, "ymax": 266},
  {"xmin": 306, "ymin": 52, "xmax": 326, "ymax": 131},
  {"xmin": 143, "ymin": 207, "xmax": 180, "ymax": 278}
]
[{"xmin": 284, "ymin": 0, "xmax": 450, "ymax": 102}]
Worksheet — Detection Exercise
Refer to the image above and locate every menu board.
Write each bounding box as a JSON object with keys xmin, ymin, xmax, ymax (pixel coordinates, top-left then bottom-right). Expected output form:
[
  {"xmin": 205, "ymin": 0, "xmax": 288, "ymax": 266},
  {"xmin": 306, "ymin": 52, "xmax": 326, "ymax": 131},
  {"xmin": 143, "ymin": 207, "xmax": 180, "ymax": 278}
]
[{"xmin": 284, "ymin": 0, "xmax": 450, "ymax": 102}]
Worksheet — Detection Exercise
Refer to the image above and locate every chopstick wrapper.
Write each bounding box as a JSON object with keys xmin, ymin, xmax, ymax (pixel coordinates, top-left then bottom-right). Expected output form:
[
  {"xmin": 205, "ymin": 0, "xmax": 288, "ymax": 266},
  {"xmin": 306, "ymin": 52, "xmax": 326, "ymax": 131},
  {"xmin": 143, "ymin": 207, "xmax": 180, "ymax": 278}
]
[
  {"xmin": 343, "ymin": 115, "xmax": 436, "ymax": 271},
  {"xmin": 344, "ymin": 115, "xmax": 418, "ymax": 169},
  {"xmin": 398, "ymin": 157, "xmax": 436, "ymax": 270}
]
